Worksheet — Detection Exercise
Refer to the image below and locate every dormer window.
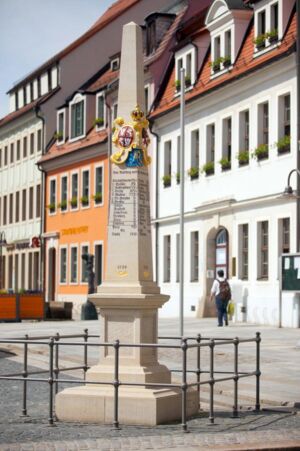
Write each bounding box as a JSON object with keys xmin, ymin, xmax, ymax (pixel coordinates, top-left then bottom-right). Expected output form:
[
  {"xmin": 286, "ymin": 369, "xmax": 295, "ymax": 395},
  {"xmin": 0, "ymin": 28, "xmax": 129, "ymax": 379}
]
[
  {"xmin": 253, "ymin": 1, "xmax": 285, "ymax": 54},
  {"xmin": 69, "ymin": 94, "xmax": 86, "ymax": 141},
  {"xmin": 174, "ymin": 44, "xmax": 196, "ymax": 93},
  {"xmin": 94, "ymin": 92, "xmax": 105, "ymax": 130},
  {"xmin": 111, "ymin": 57, "xmax": 120, "ymax": 72},
  {"xmin": 205, "ymin": 0, "xmax": 252, "ymax": 75},
  {"xmin": 56, "ymin": 109, "xmax": 65, "ymax": 144}
]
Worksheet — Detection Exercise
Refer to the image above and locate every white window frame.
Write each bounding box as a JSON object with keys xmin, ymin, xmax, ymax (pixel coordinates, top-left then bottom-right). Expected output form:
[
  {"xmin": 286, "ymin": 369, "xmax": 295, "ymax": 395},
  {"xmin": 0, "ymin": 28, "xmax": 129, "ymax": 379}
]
[
  {"xmin": 80, "ymin": 242, "xmax": 90, "ymax": 285},
  {"xmin": 174, "ymin": 44, "xmax": 196, "ymax": 92},
  {"xmin": 56, "ymin": 108, "xmax": 66, "ymax": 145},
  {"xmin": 69, "ymin": 93, "xmax": 86, "ymax": 142},
  {"xmin": 49, "ymin": 176, "xmax": 57, "ymax": 216},
  {"xmin": 70, "ymin": 170, "xmax": 79, "ymax": 212},
  {"xmin": 60, "ymin": 173, "xmax": 68, "ymax": 213},
  {"xmin": 95, "ymin": 92, "xmax": 106, "ymax": 131},
  {"xmin": 110, "ymin": 57, "xmax": 120, "ymax": 71},
  {"xmin": 254, "ymin": 0, "xmax": 282, "ymax": 55},
  {"xmin": 94, "ymin": 163, "xmax": 104, "ymax": 207},
  {"xmin": 59, "ymin": 245, "xmax": 68, "ymax": 285},
  {"xmin": 81, "ymin": 167, "xmax": 90, "ymax": 209},
  {"xmin": 70, "ymin": 244, "xmax": 78, "ymax": 285}
]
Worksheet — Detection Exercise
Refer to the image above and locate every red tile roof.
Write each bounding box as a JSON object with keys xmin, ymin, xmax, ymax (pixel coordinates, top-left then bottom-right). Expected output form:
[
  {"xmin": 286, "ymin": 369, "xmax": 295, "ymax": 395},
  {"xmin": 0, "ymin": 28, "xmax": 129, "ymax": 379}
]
[
  {"xmin": 7, "ymin": 0, "xmax": 140, "ymax": 94},
  {"xmin": 87, "ymin": 68, "xmax": 119, "ymax": 92},
  {"xmin": 39, "ymin": 127, "xmax": 107, "ymax": 165},
  {"xmin": 151, "ymin": 12, "xmax": 296, "ymax": 119}
]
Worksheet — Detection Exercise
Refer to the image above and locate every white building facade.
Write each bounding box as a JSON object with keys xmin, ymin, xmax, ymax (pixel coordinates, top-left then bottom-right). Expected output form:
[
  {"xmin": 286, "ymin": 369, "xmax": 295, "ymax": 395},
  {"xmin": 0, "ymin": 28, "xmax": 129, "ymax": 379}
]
[{"xmin": 151, "ymin": 0, "xmax": 299, "ymax": 327}]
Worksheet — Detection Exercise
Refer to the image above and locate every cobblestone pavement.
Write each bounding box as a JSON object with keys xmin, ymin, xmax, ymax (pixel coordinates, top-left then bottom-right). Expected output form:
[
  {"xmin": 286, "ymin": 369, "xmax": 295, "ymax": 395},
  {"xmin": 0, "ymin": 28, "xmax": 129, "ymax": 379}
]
[{"xmin": 0, "ymin": 355, "xmax": 300, "ymax": 450}]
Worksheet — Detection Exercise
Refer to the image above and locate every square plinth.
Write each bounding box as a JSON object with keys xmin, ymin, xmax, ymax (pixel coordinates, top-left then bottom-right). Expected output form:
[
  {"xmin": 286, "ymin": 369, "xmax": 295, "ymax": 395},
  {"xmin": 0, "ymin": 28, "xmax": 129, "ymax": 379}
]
[{"xmin": 55, "ymin": 385, "xmax": 199, "ymax": 426}]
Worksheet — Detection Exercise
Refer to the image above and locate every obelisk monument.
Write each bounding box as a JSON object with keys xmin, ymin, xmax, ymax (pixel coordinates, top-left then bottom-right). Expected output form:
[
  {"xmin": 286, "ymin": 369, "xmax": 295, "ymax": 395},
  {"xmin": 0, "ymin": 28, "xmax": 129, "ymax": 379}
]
[{"xmin": 56, "ymin": 22, "xmax": 198, "ymax": 425}]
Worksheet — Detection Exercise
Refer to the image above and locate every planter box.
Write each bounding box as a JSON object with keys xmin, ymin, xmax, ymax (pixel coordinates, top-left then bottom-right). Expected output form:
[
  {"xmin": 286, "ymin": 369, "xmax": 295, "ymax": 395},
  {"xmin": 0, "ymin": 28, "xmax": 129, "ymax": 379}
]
[
  {"xmin": 205, "ymin": 169, "xmax": 214, "ymax": 176},
  {"xmin": 257, "ymin": 151, "xmax": 268, "ymax": 161},
  {"xmin": 269, "ymin": 35, "xmax": 278, "ymax": 44},
  {"xmin": 190, "ymin": 173, "xmax": 199, "ymax": 180},
  {"xmin": 239, "ymin": 160, "xmax": 249, "ymax": 167},
  {"xmin": 0, "ymin": 293, "xmax": 44, "ymax": 322},
  {"xmin": 278, "ymin": 145, "xmax": 290, "ymax": 155},
  {"xmin": 256, "ymin": 42, "xmax": 265, "ymax": 51},
  {"xmin": 221, "ymin": 164, "xmax": 231, "ymax": 171},
  {"xmin": 223, "ymin": 60, "xmax": 231, "ymax": 68}
]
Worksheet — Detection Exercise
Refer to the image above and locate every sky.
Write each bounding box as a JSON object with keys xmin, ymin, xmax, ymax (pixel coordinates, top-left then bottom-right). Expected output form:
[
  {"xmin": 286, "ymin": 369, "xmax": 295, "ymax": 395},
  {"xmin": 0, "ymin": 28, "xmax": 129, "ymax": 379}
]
[{"xmin": 0, "ymin": 0, "xmax": 115, "ymax": 119}]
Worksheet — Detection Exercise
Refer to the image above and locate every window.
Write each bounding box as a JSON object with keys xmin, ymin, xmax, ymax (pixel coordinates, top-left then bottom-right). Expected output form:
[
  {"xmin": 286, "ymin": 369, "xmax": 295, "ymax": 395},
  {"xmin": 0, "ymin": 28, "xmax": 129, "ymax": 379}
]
[
  {"xmin": 48, "ymin": 68, "xmax": 52, "ymax": 91},
  {"xmin": 206, "ymin": 124, "xmax": 215, "ymax": 174},
  {"xmin": 96, "ymin": 94, "xmax": 105, "ymax": 127},
  {"xmin": 3, "ymin": 196, "xmax": 7, "ymax": 225},
  {"xmin": 23, "ymin": 86, "xmax": 27, "ymax": 106},
  {"xmin": 258, "ymin": 221, "xmax": 268, "ymax": 279},
  {"xmin": 37, "ymin": 130, "xmax": 42, "ymax": 152},
  {"xmin": 222, "ymin": 117, "xmax": 232, "ymax": 169},
  {"xmin": 30, "ymin": 82, "xmax": 34, "ymax": 102},
  {"xmin": 225, "ymin": 30, "xmax": 231, "ymax": 62},
  {"xmin": 163, "ymin": 235, "xmax": 171, "ymax": 282},
  {"xmin": 190, "ymin": 231, "xmax": 199, "ymax": 282},
  {"xmin": 262, "ymin": 103, "xmax": 269, "ymax": 145},
  {"xmin": 214, "ymin": 36, "xmax": 221, "ymax": 61},
  {"xmin": 111, "ymin": 57, "xmax": 120, "ymax": 71},
  {"xmin": 22, "ymin": 189, "xmax": 26, "ymax": 221},
  {"xmin": 70, "ymin": 246, "xmax": 78, "ymax": 283},
  {"xmin": 15, "ymin": 91, "xmax": 19, "ymax": 110},
  {"xmin": 70, "ymin": 98, "xmax": 84, "ymax": 139},
  {"xmin": 190, "ymin": 130, "xmax": 199, "ymax": 178},
  {"xmin": 15, "ymin": 191, "xmax": 20, "ymax": 223},
  {"xmin": 37, "ymin": 77, "xmax": 41, "ymax": 97},
  {"xmin": 163, "ymin": 141, "xmax": 172, "ymax": 187},
  {"xmin": 95, "ymin": 166, "xmax": 103, "ymax": 205},
  {"xmin": 49, "ymin": 179, "xmax": 56, "ymax": 213},
  {"xmin": 81, "ymin": 170, "xmax": 89, "ymax": 207},
  {"xmin": 60, "ymin": 176, "xmax": 68, "ymax": 212},
  {"xmin": 60, "ymin": 247, "xmax": 67, "ymax": 284},
  {"xmin": 4, "ymin": 146, "xmax": 8, "ymax": 166},
  {"xmin": 284, "ymin": 95, "xmax": 291, "ymax": 136},
  {"xmin": 33, "ymin": 252, "xmax": 39, "ymax": 291},
  {"xmin": 175, "ymin": 45, "xmax": 196, "ymax": 88},
  {"xmin": 257, "ymin": 102, "xmax": 269, "ymax": 158},
  {"xmin": 71, "ymin": 173, "xmax": 78, "ymax": 209},
  {"xmin": 16, "ymin": 140, "xmax": 21, "ymax": 161},
  {"xmin": 10, "ymin": 143, "xmax": 14, "ymax": 164},
  {"xmin": 30, "ymin": 133, "xmax": 35, "ymax": 155},
  {"xmin": 29, "ymin": 187, "xmax": 34, "ymax": 220},
  {"xmin": 81, "ymin": 245, "xmax": 89, "ymax": 283},
  {"xmin": 9, "ymin": 194, "xmax": 13, "ymax": 224},
  {"xmin": 258, "ymin": 10, "xmax": 266, "ymax": 35},
  {"xmin": 57, "ymin": 110, "xmax": 65, "ymax": 143},
  {"xmin": 239, "ymin": 110, "xmax": 250, "ymax": 154},
  {"xmin": 239, "ymin": 224, "xmax": 249, "ymax": 280},
  {"xmin": 271, "ymin": 3, "xmax": 278, "ymax": 31},
  {"xmin": 277, "ymin": 94, "xmax": 290, "ymax": 154},
  {"xmin": 279, "ymin": 218, "xmax": 290, "ymax": 254},
  {"xmin": 23, "ymin": 136, "xmax": 27, "ymax": 158},
  {"xmin": 36, "ymin": 185, "xmax": 41, "ymax": 218}
]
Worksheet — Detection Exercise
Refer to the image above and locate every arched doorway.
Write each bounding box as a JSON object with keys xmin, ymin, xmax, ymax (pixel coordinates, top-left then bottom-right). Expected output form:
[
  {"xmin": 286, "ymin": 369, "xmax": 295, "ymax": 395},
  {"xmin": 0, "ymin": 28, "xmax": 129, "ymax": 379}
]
[
  {"xmin": 48, "ymin": 248, "xmax": 56, "ymax": 301},
  {"xmin": 215, "ymin": 229, "xmax": 229, "ymax": 278}
]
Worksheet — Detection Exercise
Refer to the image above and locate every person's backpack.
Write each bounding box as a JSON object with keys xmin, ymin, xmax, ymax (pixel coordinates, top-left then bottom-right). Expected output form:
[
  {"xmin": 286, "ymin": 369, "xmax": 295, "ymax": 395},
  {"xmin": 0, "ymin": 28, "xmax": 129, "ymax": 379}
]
[{"xmin": 218, "ymin": 279, "xmax": 231, "ymax": 301}]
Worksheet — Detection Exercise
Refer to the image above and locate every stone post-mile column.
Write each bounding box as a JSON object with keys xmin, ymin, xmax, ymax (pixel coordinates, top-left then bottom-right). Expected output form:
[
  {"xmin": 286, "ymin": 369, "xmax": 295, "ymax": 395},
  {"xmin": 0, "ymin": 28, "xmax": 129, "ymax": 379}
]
[{"xmin": 55, "ymin": 22, "xmax": 198, "ymax": 425}]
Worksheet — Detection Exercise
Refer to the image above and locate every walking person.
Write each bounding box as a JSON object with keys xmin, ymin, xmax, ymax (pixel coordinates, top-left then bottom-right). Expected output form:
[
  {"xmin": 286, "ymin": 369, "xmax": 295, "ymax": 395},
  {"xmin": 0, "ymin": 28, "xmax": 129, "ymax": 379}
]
[{"xmin": 210, "ymin": 269, "xmax": 231, "ymax": 327}]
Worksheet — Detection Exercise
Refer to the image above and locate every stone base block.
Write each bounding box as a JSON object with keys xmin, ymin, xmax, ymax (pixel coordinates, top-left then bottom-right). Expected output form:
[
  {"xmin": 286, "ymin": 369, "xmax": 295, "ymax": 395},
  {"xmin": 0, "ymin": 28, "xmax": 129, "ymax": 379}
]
[{"xmin": 55, "ymin": 385, "xmax": 199, "ymax": 426}]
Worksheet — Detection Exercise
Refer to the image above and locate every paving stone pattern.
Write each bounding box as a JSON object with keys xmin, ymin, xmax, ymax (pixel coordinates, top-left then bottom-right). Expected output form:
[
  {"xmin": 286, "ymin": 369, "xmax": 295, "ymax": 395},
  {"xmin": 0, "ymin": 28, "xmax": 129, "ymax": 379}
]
[{"xmin": 0, "ymin": 356, "xmax": 300, "ymax": 450}]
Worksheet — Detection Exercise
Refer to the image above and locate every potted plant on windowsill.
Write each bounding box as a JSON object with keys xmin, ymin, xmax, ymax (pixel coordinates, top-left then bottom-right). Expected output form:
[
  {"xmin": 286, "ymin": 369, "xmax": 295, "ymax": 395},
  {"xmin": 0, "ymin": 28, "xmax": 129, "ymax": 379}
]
[
  {"xmin": 188, "ymin": 167, "xmax": 199, "ymax": 180},
  {"xmin": 201, "ymin": 161, "xmax": 214, "ymax": 176},
  {"xmin": 176, "ymin": 172, "xmax": 180, "ymax": 184},
  {"xmin": 47, "ymin": 203, "xmax": 56, "ymax": 213},
  {"xmin": 223, "ymin": 56, "xmax": 231, "ymax": 68},
  {"xmin": 253, "ymin": 33, "xmax": 266, "ymax": 51},
  {"xmin": 185, "ymin": 75, "xmax": 191, "ymax": 88},
  {"xmin": 267, "ymin": 28, "xmax": 278, "ymax": 44},
  {"xmin": 219, "ymin": 157, "xmax": 231, "ymax": 171},
  {"xmin": 70, "ymin": 197, "xmax": 78, "ymax": 208},
  {"xmin": 174, "ymin": 79, "xmax": 181, "ymax": 92},
  {"xmin": 236, "ymin": 150, "xmax": 249, "ymax": 166},
  {"xmin": 276, "ymin": 135, "xmax": 291, "ymax": 154},
  {"xmin": 80, "ymin": 196, "xmax": 89, "ymax": 206},
  {"xmin": 92, "ymin": 192, "xmax": 103, "ymax": 203},
  {"xmin": 54, "ymin": 131, "xmax": 63, "ymax": 141},
  {"xmin": 58, "ymin": 200, "xmax": 67, "ymax": 211},
  {"xmin": 93, "ymin": 117, "xmax": 104, "ymax": 128},
  {"xmin": 162, "ymin": 174, "xmax": 171, "ymax": 188},
  {"xmin": 252, "ymin": 144, "xmax": 269, "ymax": 161},
  {"xmin": 209, "ymin": 57, "xmax": 222, "ymax": 73}
]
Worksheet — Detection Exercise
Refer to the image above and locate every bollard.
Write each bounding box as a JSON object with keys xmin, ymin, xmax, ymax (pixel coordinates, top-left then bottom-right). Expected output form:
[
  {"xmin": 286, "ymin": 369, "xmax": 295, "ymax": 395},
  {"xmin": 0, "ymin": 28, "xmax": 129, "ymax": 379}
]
[
  {"xmin": 232, "ymin": 337, "xmax": 239, "ymax": 418},
  {"xmin": 181, "ymin": 338, "xmax": 189, "ymax": 433},
  {"xmin": 83, "ymin": 328, "xmax": 89, "ymax": 380},
  {"xmin": 208, "ymin": 339, "xmax": 215, "ymax": 425},
  {"xmin": 113, "ymin": 339, "xmax": 120, "ymax": 430},
  {"xmin": 54, "ymin": 333, "xmax": 60, "ymax": 395},
  {"xmin": 48, "ymin": 337, "xmax": 55, "ymax": 426},
  {"xmin": 21, "ymin": 334, "xmax": 28, "ymax": 416},
  {"xmin": 255, "ymin": 332, "xmax": 261, "ymax": 411}
]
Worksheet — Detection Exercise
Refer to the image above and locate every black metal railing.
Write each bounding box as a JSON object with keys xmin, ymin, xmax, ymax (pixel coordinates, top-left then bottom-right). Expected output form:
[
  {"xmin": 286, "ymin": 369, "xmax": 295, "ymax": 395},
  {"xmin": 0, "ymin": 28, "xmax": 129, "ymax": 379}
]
[{"xmin": 0, "ymin": 330, "xmax": 261, "ymax": 432}]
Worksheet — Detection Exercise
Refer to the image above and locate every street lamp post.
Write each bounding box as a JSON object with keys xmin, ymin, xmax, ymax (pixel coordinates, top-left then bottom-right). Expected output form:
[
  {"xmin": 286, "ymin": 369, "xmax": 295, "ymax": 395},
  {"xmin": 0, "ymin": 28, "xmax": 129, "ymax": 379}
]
[{"xmin": 0, "ymin": 232, "xmax": 7, "ymax": 290}]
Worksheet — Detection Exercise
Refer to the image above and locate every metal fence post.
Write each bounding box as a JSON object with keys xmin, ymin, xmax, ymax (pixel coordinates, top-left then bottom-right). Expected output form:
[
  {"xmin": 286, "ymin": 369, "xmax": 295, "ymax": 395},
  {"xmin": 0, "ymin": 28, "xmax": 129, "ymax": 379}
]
[
  {"xmin": 83, "ymin": 328, "xmax": 88, "ymax": 380},
  {"xmin": 196, "ymin": 334, "xmax": 201, "ymax": 399},
  {"xmin": 255, "ymin": 332, "xmax": 261, "ymax": 411},
  {"xmin": 208, "ymin": 339, "xmax": 215, "ymax": 424},
  {"xmin": 232, "ymin": 337, "xmax": 239, "ymax": 418},
  {"xmin": 113, "ymin": 339, "xmax": 120, "ymax": 430},
  {"xmin": 54, "ymin": 333, "xmax": 60, "ymax": 395},
  {"xmin": 181, "ymin": 338, "xmax": 189, "ymax": 433},
  {"xmin": 21, "ymin": 334, "xmax": 28, "ymax": 416},
  {"xmin": 48, "ymin": 337, "xmax": 55, "ymax": 426}
]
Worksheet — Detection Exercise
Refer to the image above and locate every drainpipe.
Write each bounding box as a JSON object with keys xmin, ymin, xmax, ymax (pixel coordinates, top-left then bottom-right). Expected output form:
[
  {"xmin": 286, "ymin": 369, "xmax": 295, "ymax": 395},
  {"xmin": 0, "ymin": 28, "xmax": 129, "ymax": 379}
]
[
  {"xmin": 297, "ymin": 0, "xmax": 300, "ymax": 252},
  {"xmin": 149, "ymin": 121, "xmax": 160, "ymax": 284},
  {"xmin": 34, "ymin": 105, "xmax": 46, "ymax": 296}
]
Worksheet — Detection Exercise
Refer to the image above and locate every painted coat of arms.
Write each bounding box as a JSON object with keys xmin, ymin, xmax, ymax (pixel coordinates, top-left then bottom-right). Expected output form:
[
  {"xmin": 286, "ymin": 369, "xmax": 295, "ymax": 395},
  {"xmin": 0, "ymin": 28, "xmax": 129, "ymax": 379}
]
[{"xmin": 110, "ymin": 105, "xmax": 151, "ymax": 167}]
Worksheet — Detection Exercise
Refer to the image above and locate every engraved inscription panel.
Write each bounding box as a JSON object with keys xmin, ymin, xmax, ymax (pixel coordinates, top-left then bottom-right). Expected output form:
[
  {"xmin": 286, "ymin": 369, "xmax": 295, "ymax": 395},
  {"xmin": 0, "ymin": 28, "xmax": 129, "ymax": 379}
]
[{"xmin": 106, "ymin": 317, "xmax": 134, "ymax": 357}]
